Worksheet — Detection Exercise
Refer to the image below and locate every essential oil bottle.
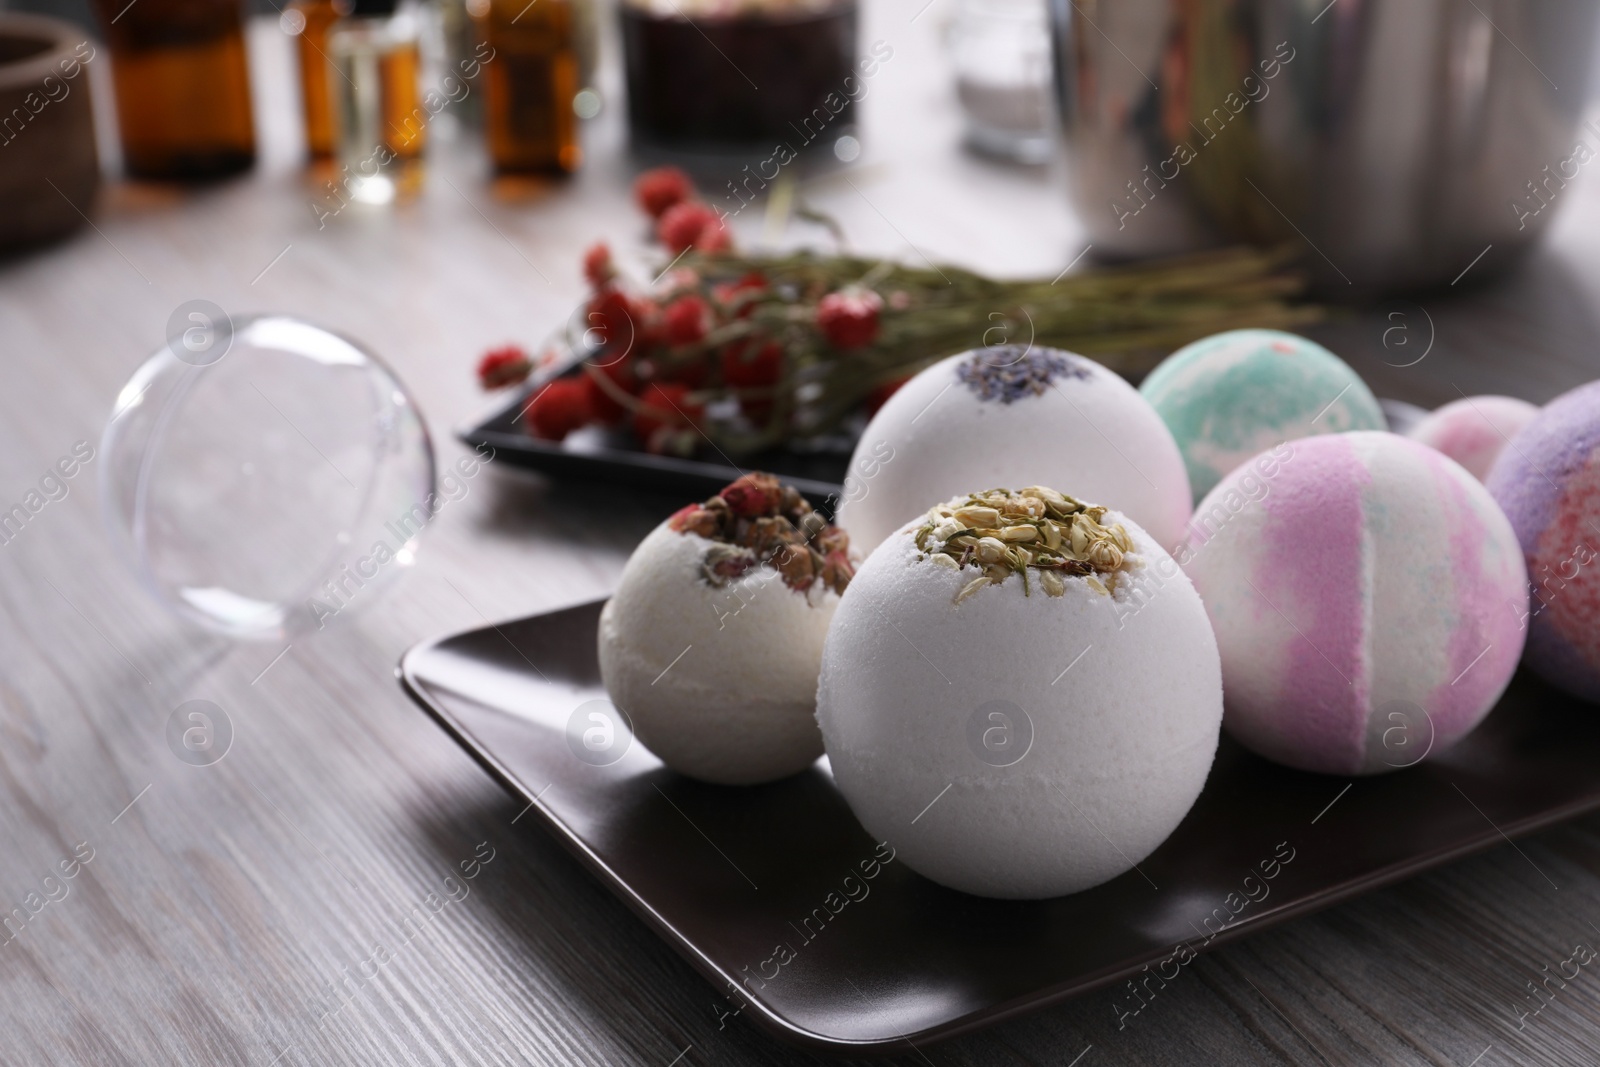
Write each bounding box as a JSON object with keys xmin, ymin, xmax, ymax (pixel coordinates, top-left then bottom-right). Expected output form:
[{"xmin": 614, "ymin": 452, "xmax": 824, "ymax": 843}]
[
  {"xmin": 475, "ymin": 0, "xmax": 581, "ymax": 174},
  {"xmin": 288, "ymin": 0, "xmax": 348, "ymax": 160},
  {"xmin": 92, "ymin": 0, "xmax": 256, "ymax": 179}
]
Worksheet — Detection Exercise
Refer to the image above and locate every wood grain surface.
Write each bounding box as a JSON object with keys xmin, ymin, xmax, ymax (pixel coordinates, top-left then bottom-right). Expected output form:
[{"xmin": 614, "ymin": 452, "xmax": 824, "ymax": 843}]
[{"xmin": 2, "ymin": 5, "xmax": 1600, "ymax": 1065}]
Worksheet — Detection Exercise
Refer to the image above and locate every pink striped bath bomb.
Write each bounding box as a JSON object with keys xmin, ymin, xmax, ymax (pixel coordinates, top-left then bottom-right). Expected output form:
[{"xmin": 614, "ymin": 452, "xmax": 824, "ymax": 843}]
[
  {"xmin": 1407, "ymin": 395, "xmax": 1539, "ymax": 482},
  {"xmin": 1485, "ymin": 380, "xmax": 1600, "ymax": 701},
  {"xmin": 1183, "ymin": 432, "xmax": 1528, "ymax": 775}
]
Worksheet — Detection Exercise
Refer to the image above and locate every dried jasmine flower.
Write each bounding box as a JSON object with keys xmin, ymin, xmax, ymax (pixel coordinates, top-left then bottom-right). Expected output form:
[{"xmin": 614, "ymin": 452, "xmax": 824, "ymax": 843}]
[{"xmin": 914, "ymin": 486, "xmax": 1136, "ymax": 605}]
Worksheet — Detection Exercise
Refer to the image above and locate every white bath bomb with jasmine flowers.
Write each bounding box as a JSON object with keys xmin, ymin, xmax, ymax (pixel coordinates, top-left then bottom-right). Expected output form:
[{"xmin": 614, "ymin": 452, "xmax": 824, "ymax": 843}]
[
  {"xmin": 599, "ymin": 473, "xmax": 857, "ymax": 786},
  {"xmin": 837, "ymin": 346, "xmax": 1192, "ymax": 555},
  {"xmin": 817, "ymin": 486, "xmax": 1222, "ymax": 899}
]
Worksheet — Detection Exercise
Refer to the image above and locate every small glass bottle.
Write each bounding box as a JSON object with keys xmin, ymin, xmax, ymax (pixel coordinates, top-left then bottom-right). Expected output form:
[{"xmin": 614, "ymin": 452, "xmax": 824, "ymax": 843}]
[
  {"xmin": 437, "ymin": 0, "xmax": 483, "ymax": 126},
  {"xmin": 946, "ymin": 0, "xmax": 1053, "ymax": 165},
  {"xmin": 328, "ymin": 0, "xmax": 426, "ymax": 203},
  {"xmin": 289, "ymin": 0, "xmax": 348, "ymax": 160},
  {"xmin": 475, "ymin": 0, "xmax": 581, "ymax": 174},
  {"xmin": 91, "ymin": 0, "xmax": 256, "ymax": 180}
]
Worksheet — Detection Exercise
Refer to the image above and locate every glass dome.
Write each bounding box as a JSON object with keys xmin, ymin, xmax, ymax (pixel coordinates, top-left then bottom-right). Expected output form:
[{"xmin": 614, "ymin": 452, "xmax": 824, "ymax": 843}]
[{"xmin": 100, "ymin": 313, "xmax": 436, "ymax": 640}]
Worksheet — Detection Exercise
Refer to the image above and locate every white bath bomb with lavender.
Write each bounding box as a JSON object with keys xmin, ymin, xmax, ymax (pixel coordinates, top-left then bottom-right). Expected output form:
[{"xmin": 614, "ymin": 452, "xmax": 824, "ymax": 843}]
[
  {"xmin": 837, "ymin": 347, "xmax": 1192, "ymax": 555},
  {"xmin": 817, "ymin": 486, "xmax": 1222, "ymax": 899},
  {"xmin": 599, "ymin": 474, "xmax": 856, "ymax": 786}
]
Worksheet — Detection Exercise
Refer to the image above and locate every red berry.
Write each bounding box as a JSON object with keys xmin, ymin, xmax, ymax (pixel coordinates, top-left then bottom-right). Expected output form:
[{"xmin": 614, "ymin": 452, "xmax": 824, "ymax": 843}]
[
  {"xmin": 634, "ymin": 166, "xmax": 694, "ymax": 219},
  {"xmin": 657, "ymin": 201, "xmax": 729, "ymax": 255},
  {"xmin": 524, "ymin": 377, "xmax": 592, "ymax": 441},
  {"xmin": 580, "ymin": 356, "xmax": 634, "ymax": 424},
  {"xmin": 693, "ymin": 222, "xmax": 731, "ymax": 253},
  {"xmin": 582, "ymin": 242, "xmax": 614, "ymax": 289},
  {"xmin": 476, "ymin": 345, "xmax": 532, "ymax": 390},
  {"xmin": 714, "ymin": 273, "xmax": 766, "ymax": 318},
  {"xmin": 720, "ymin": 338, "xmax": 782, "ymax": 387},
  {"xmin": 816, "ymin": 289, "xmax": 883, "ymax": 349},
  {"xmin": 866, "ymin": 375, "xmax": 909, "ymax": 415},
  {"xmin": 585, "ymin": 288, "xmax": 637, "ymax": 352},
  {"xmin": 633, "ymin": 382, "xmax": 701, "ymax": 444},
  {"xmin": 663, "ymin": 294, "xmax": 711, "ymax": 346},
  {"xmin": 653, "ymin": 357, "xmax": 709, "ymax": 388}
]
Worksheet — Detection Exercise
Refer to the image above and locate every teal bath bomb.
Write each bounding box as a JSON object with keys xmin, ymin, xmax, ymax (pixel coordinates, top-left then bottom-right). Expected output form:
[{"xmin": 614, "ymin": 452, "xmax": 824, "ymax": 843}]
[{"xmin": 1140, "ymin": 330, "xmax": 1384, "ymax": 501}]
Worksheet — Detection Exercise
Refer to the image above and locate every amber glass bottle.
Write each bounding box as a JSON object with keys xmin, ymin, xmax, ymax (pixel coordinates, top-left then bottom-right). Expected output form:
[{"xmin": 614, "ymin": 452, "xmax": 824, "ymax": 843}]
[
  {"xmin": 91, "ymin": 0, "xmax": 255, "ymax": 179},
  {"xmin": 477, "ymin": 0, "xmax": 581, "ymax": 173},
  {"xmin": 289, "ymin": 0, "xmax": 345, "ymax": 160}
]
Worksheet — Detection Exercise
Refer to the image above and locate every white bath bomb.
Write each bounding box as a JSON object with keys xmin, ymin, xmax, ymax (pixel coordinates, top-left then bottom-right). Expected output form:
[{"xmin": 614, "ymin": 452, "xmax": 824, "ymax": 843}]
[
  {"xmin": 838, "ymin": 347, "xmax": 1191, "ymax": 555},
  {"xmin": 599, "ymin": 475, "xmax": 855, "ymax": 785},
  {"xmin": 817, "ymin": 487, "xmax": 1222, "ymax": 899}
]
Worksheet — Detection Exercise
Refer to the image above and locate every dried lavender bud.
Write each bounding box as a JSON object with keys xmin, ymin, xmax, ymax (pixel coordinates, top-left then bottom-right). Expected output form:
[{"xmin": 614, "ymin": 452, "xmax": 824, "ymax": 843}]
[{"xmin": 956, "ymin": 347, "xmax": 1093, "ymax": 404}]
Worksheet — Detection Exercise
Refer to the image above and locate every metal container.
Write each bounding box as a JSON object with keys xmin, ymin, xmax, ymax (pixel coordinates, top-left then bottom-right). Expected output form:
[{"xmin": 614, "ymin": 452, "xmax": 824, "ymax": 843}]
[{"xmin": 1049, "ymin": 0, "xmax": 1600, "ymax": 294}]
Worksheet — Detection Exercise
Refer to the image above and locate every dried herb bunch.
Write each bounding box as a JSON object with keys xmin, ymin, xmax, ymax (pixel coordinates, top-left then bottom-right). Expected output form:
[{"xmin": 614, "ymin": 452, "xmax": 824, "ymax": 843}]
[
  {"xmin": 913, "ymin": 487, "xmax": 1137, "ymax": 604},
  {"xmin": 668, "ymin": 472, "xmax": 854, "ymax": 596},
  {"xmin": 476, "ymin": 166, "xmax": 1321, "ymax": 458}
]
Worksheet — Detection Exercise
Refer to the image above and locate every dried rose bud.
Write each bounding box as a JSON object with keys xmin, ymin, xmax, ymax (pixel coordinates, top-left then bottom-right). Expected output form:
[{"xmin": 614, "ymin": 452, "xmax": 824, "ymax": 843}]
[
  {"xmin": 703, "ymin": 544, "xmax": 757, "ymax": 583},
  {"xmin": 668, "ymin": 504, "xmax": 721, "ymax": 538},
  {"xmin": 670, "ymin": 471, "xmax": 855, "ymax": 596},
  {"xmin": 821, "ymin": 549, "xmax": 855, "ymax": 593},
  {"xmin": 720, "ymin": 472, "xmax": 782, "ymax": 517},
  {"xmin": 774, "ymin": 544, "xmax": 816, "ymax": 589}
]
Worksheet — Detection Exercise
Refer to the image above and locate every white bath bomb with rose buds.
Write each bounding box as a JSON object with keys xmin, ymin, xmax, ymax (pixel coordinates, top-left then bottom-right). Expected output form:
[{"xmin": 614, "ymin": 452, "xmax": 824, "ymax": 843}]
[
  {"xmin": 599, "ymin": 474, "xmax": 856, "ymax": 785},
  {"xmin": 837, "ymin": 346, "xmax": 1192, "ymax": 555},
  {"xmin": 817, "ymin": 486, "xmax": 1222, "ymax": 899}
]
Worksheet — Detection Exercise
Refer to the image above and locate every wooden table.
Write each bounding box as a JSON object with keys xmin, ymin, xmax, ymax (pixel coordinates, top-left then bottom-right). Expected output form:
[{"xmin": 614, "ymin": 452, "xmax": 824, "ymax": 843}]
[{"xmin": 4, "ymin": 6, "xmax": 1600, "ymax": 1065}]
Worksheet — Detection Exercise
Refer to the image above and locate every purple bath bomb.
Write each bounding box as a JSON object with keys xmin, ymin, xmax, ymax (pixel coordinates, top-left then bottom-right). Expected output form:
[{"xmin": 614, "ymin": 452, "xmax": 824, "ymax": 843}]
[
  {"xmin": 1408, "ymin": 395, "xmax": 1540, "ymax": 482},
  {"xmin": 1183, "ymin": 432, "xmax": 1528, "ymax": 775},
  {"xmin": 1486, "ymin": 380, "xmax": 1600, "ymax": 701}
]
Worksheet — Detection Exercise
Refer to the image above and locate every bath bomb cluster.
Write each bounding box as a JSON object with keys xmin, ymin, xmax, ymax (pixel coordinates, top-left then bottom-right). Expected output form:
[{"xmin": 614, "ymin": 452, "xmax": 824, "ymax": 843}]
[
  {"xmin": 1486, "ymin": 381, "xmax": 1600, "ymax": 701},
  {"xmin": 1408, "ymin": 395, "xmax": 1540, "ymax": 482},
  {"xmin": 598, "ymin": 473, "xmax": 855, "ymax": 785},
  {"xmin": 1140, "ymin": 329, "xmax": 1386, "ymax": 501},
  {"xmin": 817, "ymin": 486, "xmax": 1222, "ymax": 899},
  {"xmin": 837, "ymin": 346, "xmax": 1192, "ymax": 554},
  {"xmin": 1184, "ymin": 432, "xmax": 1528, "ymax": 775}
]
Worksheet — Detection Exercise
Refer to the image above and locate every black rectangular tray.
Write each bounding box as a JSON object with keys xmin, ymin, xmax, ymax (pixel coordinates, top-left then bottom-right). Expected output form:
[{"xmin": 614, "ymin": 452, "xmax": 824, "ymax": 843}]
[
  {"xmin": 398, "ymin": 598, "xmax": 1600, "ymax": 1054},
  {"xmin": 460, "ymin": 392, "xmax": 848, "ymax": 506}
]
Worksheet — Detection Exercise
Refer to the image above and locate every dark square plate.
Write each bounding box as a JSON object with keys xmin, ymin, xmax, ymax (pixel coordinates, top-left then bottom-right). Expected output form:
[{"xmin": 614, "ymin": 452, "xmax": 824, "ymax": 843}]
[{"xmin": 398, "ymin": 598, "xmax": 1600, "ymax": 1054}]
